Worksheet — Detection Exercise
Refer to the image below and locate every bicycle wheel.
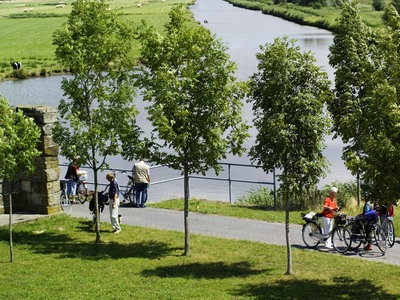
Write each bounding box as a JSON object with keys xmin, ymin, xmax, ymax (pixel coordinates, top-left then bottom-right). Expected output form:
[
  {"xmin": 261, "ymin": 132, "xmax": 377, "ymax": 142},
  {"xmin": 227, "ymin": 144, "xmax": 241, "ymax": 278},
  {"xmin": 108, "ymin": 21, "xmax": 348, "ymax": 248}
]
[
  {"xmin": 346, "ymin": 223, "xmax": 362, "ymax": 250},
  {"xmin": 127, "ymin": 187, "xmax": 136, "ymax": 206},
  {"xmin": 332, "ymin": 226, "xmax": 351, "ymax": 253},
  {"xmin": 76, "ymin": 182, "xmax": 88, "ymax": 204},
  {"xmin": 374, "ymin": 224, "xmax": 388, "ymax": 253},
  {"xmin": 386, "ymin": 220, "xmax": 395, "ymax": 248},
  {"xmin": 60, "ymin": 192, "xmax": 72, "ymax": 215},
  {"xmin": 302, "ymin": 222, "xmax": 321, "ymax": 248}
]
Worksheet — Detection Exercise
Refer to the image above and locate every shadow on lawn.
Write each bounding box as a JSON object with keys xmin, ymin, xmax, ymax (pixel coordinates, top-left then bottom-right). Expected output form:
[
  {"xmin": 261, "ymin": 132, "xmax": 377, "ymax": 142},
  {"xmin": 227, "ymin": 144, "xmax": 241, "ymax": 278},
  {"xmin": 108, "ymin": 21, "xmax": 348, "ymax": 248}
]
[
  {"xmin": 233, "ymin": 276, "xmax": 400, "ymax": 299},
  {"xmin": 0, "ymin": 220, "xmax": 177, "ymax": 261},
  {"xmin": 141, "ymin": 261, "xmax": 268, "ymax": 279}
]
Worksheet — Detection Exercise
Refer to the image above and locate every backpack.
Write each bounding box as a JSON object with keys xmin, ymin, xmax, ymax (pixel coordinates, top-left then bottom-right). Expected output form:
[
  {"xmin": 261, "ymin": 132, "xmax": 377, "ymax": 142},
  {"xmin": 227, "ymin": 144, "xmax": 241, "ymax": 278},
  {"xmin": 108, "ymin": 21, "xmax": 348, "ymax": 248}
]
[{"xmin": 89, "ymin": 187, "xmax": 109, "ymax": 213}]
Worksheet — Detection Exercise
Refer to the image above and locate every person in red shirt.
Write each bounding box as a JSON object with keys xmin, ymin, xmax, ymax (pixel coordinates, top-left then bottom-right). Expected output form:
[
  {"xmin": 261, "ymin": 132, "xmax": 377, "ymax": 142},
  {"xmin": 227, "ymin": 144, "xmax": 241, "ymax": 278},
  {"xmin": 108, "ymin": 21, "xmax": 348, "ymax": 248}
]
[{"xmin": 322, "ymin": 187, "xmax": 339, "ymax": 249}]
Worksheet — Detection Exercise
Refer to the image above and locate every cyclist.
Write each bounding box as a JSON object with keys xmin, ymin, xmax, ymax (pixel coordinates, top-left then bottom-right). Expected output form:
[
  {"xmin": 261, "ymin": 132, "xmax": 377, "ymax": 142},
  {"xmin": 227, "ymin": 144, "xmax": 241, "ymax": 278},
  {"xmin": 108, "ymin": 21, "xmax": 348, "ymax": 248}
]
[
  {"xmin": 64, "ymin": 156, "xmax": 86, "ymax": 204},
  {"xmin": 322, "ymin": 187, "xmax": 339, "ymax": 249},
  {"xmin": 359, "ymin": 191, "xmax": 375, "ymax": 251}
]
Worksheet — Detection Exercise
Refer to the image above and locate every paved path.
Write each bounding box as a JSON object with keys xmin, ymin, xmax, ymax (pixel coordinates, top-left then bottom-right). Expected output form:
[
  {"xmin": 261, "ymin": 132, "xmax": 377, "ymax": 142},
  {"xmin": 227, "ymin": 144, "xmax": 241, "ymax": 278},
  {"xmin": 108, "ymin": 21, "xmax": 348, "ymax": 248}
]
[{"xmin": 1, "ymin": 204, "xmax": 400, "ymax": 266}]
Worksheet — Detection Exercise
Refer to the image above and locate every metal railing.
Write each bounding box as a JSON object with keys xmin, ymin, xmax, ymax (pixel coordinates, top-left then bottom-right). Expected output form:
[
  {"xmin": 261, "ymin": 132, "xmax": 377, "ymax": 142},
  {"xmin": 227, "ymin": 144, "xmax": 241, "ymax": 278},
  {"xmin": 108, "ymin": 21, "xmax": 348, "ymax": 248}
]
[{"xmin": 60, "ymin": 162, "xmax": 277, "ymax": 206}]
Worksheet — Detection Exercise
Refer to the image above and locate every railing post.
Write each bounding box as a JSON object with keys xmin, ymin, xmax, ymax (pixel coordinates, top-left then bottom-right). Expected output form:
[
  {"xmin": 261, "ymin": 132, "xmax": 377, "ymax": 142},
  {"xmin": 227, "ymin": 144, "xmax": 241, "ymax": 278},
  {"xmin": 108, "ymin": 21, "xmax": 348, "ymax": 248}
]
[
  {"xmin": 273, "ymin": 168, "xmax": 277, "ymax": 210},
  {"xmin": 228, "ymin": 164, "xmax": 232, "ymax": 204}
]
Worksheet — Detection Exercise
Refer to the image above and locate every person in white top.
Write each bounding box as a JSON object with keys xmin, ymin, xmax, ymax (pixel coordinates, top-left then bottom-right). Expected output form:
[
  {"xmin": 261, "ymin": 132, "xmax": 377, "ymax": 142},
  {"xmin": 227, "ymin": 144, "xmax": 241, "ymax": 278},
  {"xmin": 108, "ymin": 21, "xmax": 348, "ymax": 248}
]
[{"xmin": 132, "ymin": 158, "xmax": 150, "ymax": 207}]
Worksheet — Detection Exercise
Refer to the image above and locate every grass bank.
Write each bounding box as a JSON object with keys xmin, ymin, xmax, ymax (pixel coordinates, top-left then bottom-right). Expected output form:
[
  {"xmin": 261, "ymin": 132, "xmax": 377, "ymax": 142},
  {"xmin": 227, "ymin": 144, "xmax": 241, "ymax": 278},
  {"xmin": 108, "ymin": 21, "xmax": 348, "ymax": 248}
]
[
  {"xmin": 0, "ymin": 214, "xmax": 399, "ymax": 299},
  {"xmin": 224, "ymin": 0, "xmax": 385, "ymax": 31}
]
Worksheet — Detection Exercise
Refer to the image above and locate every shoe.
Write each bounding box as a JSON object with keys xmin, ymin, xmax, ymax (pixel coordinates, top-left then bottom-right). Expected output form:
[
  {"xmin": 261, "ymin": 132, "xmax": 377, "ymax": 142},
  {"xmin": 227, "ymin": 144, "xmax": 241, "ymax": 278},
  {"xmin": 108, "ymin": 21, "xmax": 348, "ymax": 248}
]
[
  {"xmin": 113, "ymin": 229, "xmax": 121, "ymax": 234},
  {"xmin": 364, "ymin": 243, "xmax": 372, "ymax": 251},
  {"xmin": 325, "ymin": 244, "xmax": 333, "ymax": 249}
]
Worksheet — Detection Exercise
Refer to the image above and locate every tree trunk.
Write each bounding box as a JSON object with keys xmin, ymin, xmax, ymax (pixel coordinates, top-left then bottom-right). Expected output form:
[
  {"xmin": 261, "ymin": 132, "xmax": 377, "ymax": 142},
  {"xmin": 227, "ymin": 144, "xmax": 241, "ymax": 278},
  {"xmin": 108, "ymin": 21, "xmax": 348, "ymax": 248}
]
[
  {"xmin": 8, "ymin": 192, "xmax": 13, "ymax": 262},
  {"xmin": 183, "ymin": 165, "xmax": 190, "ymax": 256},
  {"xmin": 357, "ymin": 172, "xmax": 360, "ymax": 207},
  {"xmin": 93, "ymin": 158, "xmax": 101, "ymax": 243},
  {"xmin": 284, "ymin": 186, "xmax": 292, "ymax": 275}
]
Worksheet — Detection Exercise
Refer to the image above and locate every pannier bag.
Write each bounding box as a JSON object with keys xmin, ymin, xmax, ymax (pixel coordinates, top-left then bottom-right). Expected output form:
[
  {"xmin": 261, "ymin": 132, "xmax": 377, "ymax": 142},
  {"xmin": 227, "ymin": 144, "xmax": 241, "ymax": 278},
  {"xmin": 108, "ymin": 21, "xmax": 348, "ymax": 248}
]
[{"xmin": 363, "ymin": 209, "xmax": 378, "ymax": 224}]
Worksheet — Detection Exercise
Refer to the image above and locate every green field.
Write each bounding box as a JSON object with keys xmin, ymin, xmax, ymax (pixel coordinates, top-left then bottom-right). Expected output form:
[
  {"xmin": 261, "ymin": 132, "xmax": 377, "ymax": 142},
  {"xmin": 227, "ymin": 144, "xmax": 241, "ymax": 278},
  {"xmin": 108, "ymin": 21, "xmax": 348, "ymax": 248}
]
[
  {"xmin": 0, "ymin": 0, "xmax": 388, "ymax": 80},
  {"xmin": 0, "ymin": 0, "xmax": 194, "ymax": 80}
]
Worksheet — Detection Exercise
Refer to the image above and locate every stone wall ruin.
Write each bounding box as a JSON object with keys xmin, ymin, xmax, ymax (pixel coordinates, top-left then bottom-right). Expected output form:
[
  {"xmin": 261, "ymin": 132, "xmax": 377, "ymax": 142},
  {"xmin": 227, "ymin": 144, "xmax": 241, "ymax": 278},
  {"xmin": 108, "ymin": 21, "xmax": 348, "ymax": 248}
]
[{"xmin": 0, "ymin": 106, "xmax": 60, "ymax": 214}]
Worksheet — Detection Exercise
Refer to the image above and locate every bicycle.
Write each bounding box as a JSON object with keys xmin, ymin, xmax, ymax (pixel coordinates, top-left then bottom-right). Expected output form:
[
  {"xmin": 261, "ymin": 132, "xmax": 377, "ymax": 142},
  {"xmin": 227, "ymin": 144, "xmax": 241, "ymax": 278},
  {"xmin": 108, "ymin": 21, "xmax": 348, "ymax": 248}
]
[
  {"xmin": 346, "ymin": 214, "xmax": 387, "ymax": 254},
  {"xmin": 75, "ymin": 174, "xmax": 89, "ymax": 204},
  {"xmin": 111, "ymin": 170, "xmax": 136, "ymax": 206},
  {"xmin": 379, "ymin": 205, "xmax": 395, "ymax": 248},
  {"xmin": 301, "ymin": 211, "xmax": 351, "ymax": 253},
  {"xmin": 120, "ymin": 174, "xmax": 136, "ymax": 206},
  {"xmin": 59, "ymin": 180, "xmax": 72, "ymax": 215}
]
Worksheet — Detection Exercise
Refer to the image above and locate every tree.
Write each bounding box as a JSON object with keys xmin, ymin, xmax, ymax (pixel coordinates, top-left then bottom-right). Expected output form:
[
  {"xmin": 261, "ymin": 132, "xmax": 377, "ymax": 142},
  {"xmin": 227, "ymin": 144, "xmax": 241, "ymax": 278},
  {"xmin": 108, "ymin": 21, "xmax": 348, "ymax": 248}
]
[
  {"xmin": 133, "ymin": 5, "xmax": 249, "ymax": 255},
  {"xmin": 52, "ymin": 0, "xmax": 141, "ymax": 242},
  {"xmin": 328, "ymin": 2, "xmax": 400, "ymax": 202},
  {"xmin": 328, "ymin": 1, "xmax": 376, "ymax": 205},
  {"xmin": 0, "ymin": 96, "xmax": 41, "ymax": 261},
  {"xmin": 248, "ymin": 37, "xmax": 332, "ymax": 274},
  {"xmin": 361, "ymin": 4, "xmax": 400, "ymax": 201}
]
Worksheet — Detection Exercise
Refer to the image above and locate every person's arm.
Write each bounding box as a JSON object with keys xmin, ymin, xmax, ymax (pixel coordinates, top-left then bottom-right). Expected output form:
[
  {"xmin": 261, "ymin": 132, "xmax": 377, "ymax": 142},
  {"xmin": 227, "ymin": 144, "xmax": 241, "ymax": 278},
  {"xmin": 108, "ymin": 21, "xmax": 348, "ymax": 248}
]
[{"xmin": 112, "ymin": 182, "xmax": 118, "ymax": 208}]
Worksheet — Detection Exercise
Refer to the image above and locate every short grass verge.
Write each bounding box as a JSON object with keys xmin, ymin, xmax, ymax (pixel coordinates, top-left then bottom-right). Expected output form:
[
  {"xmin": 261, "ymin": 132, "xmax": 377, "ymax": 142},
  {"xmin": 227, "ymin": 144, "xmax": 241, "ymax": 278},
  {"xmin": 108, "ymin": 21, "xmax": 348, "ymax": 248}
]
[{"xmin": 0, "ymin": 214, "xmax": 399, "ymax": 299}]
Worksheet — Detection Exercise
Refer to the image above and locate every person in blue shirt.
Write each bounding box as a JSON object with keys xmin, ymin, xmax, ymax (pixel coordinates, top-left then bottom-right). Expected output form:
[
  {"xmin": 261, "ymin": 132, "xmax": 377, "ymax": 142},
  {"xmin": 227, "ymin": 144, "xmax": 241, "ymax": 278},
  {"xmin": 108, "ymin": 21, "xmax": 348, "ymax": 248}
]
[
  {"xmin": 106, "ymin": 172, "xmax": 121, "ymax": 234},
  {"xmin": 362, "ymin": 191, "xmax": 374, "ymax": 251}
]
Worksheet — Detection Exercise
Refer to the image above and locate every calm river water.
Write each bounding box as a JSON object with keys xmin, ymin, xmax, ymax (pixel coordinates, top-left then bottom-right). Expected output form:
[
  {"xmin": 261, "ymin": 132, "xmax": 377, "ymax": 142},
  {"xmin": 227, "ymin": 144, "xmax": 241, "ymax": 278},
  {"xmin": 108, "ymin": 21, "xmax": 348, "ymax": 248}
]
[{"xmin": 0, "ymin": 0, "xmax": 354, "ymax": 202}]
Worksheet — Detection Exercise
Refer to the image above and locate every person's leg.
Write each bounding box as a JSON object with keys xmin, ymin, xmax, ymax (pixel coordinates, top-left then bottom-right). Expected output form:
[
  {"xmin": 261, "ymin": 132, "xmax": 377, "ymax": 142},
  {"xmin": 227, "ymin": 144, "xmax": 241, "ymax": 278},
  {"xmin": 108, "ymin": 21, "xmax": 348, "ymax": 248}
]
[
  {"xmin": 109, "ymin": 198, "xmax": 121, "ymax": 232},
  {"xmin": 141, "ymin": 184, "xmax": 148, "ymax": 207},
  {"xmin": 322, "ymin": 216, "xmax": 333, "ymax": 248},
  {"xmin": 135, "ymin": 184, "xmax": 141, "ymax": 207},
  {"xmin": 67, "ymin": 180, "xmax": 77, "ymax": 203}
]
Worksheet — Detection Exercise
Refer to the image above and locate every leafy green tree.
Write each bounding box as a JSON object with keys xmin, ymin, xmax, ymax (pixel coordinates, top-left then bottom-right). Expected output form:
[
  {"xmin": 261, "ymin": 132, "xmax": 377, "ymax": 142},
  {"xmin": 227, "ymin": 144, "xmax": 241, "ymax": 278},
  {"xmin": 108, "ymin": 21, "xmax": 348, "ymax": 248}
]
[
  {"xmin": 328, "ymin": 1, "xmax": 377, "ymax": 205},
  {"xmin": 0, "ymin": 96, "xmax": 41, "ymax": 261},
  {"xmin": 248, "ymin": 37, "xmax": 332, "ymax": 275},
  {"xmin": 329, "ymin": 2, "xmax": 400, "ymax": 203},
  {"xmin": 52, "ymin": 0, "xmax": 140, "ymax": 242},
  {"xmin": 362, "ymin": 4, "xmax": 400, "ymax": 202},
  {"xmin": 134, "ymin": 5, "xmax": 249, "ymax": 256}
]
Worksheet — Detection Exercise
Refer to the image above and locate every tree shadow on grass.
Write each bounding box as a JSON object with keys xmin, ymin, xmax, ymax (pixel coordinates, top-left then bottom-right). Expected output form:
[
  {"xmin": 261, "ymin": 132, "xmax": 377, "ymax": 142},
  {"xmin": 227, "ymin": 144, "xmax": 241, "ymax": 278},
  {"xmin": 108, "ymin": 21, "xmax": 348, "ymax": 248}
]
[
  {"xmin": 141, "ymin": 261, "xmax": 268, "ymax": 279},
  {"xmin": 232, "ymin": 276, "xmax": 400, "ymax": 299},
  {"xmin": 0, "ymin": 224, "xmax": 177, "ymax": 261}
]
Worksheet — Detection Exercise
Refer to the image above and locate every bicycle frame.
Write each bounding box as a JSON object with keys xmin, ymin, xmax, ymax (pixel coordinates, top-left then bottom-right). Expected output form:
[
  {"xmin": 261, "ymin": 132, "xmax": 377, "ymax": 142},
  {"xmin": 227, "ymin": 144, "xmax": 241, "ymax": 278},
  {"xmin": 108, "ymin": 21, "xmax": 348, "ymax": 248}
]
[{"xmin": 301, "ymin": 212, "xmax": 351, "ymax": 253}]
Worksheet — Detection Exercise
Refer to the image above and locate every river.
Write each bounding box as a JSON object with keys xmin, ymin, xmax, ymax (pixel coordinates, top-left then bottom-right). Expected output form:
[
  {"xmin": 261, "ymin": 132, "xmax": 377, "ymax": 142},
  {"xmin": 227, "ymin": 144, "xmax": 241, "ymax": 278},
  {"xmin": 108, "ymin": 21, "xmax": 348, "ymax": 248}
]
[{"xmin": 0, "ymin": 0, "xmax": 354, "ymax": 202}]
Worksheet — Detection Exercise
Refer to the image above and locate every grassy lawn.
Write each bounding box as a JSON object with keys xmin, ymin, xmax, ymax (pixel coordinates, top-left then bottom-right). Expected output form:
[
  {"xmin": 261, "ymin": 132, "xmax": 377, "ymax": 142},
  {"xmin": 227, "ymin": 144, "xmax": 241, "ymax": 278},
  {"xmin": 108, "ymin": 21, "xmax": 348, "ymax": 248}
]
[{"xmin": 0, "ymin": 214, "xmax": 399, "ymax": 299}]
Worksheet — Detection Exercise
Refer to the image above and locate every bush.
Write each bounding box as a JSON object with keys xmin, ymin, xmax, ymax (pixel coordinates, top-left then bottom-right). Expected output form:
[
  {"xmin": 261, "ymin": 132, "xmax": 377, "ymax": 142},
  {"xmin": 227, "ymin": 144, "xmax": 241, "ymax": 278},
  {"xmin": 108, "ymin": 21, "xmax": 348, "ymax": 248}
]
[
  {"xmin": 372, "ymin": 0, "xmax": 385, "ymax": 11},
  {"xmin": 237, "ymin": 186, "xmax": 275, "ymax": 208},
  {"xmin": 238, "ymin": 181, "xmax": 357, "ymax": 211}
]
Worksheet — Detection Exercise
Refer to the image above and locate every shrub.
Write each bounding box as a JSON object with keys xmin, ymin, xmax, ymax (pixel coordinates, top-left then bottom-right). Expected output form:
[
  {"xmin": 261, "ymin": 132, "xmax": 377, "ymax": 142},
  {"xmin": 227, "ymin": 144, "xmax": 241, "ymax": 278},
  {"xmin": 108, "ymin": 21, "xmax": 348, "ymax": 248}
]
[
  {"xmin": 372, "ymin": 0, "xmax": 385, "ymax": 11},
  {"xmin": 237, "ymin": 186, "xmax": 276, "ymax": 208}
]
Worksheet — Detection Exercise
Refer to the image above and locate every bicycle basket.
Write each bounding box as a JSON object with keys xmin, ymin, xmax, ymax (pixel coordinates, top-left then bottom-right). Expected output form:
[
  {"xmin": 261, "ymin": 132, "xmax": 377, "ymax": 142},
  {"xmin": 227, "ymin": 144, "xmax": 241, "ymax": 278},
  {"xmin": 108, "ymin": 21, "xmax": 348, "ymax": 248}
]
[
  {"xmin": 335, "ymin": 212, "xmax": 347, "ymax": 225},
  {"xmin": 302, "ymin": 212, "xmax": 316, "ymax": 221}
]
